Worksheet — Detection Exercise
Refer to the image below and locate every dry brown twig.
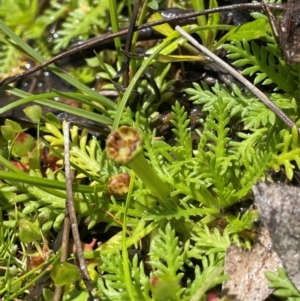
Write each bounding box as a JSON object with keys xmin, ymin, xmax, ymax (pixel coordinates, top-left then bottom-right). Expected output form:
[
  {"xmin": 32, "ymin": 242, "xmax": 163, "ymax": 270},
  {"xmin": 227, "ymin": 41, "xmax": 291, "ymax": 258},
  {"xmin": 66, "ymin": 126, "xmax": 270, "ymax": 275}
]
[{"xmin": 63, "ymin": 121, "xmax": 99, "ymax": 301}]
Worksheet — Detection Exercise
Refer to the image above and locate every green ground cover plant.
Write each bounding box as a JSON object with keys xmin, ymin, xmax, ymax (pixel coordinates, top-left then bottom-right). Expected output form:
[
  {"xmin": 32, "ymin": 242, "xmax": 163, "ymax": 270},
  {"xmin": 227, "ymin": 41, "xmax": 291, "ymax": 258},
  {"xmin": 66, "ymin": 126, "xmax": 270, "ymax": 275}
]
[{"xmin": 0, "ymin": 0, "xmax": 299, "ymax": 300}]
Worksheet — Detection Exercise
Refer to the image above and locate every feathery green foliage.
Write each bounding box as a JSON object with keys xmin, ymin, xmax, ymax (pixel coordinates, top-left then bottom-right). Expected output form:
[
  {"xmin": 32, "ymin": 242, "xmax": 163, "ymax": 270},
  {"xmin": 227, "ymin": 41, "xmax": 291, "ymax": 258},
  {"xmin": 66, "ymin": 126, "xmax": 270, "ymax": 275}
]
[
  {"xmin": 266, "ymin": 267, "xmax": 300, "ymax": 300},
  {"xmin": 223, "ymin": 39, "xmax": 296, "ymax": 93},
  {"xmin": 0, "ymin": 0, "xmax": 114, "ymax": 78},
  {"xmin": 0, "ymin": 0, "xmax": 299, "ymax": 299},
  {"xmin": 98, "ymin": 223, "xmax": 227, "ymax": 301}
]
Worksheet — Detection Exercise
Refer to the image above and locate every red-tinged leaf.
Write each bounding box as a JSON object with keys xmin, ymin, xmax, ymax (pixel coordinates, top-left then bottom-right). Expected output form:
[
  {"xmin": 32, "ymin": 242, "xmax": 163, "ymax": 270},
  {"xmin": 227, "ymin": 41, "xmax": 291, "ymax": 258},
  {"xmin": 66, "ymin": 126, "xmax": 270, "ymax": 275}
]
[
  {"xmin": 11, "ymin": 161, "xmax": 29, "ymax": 171},
  {"xmin": 12, "ymin": 132, "xmax": 36, "ymax": 157}
]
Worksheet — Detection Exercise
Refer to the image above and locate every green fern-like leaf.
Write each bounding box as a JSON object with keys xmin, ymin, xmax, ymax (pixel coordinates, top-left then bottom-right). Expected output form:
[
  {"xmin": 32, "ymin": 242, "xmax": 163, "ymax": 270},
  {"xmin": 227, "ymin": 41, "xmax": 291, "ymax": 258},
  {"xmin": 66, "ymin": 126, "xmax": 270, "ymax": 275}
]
[
  {"xmin": 98, "ymin": 223, "xmax": 190, "ymax": 301},
  {"xmin": 225, "ymin": 210, "xmax": 258, "ymax": 235},
  {"xmin": 0, "ymin": 0, "xmax": 38, "ymax": 28},
  {"xmin": 185, "ymin": 82, "xmax": 281, "ymax": 130},
  {"xmin": 53, "ymin": 0, "xmax": 110, "ymax": 52},
  {"xmin": 223, "ymin": 39, "xmax": 296, "ymax": 93},
  {"xmin": 228, "ymin": 129, "xmax": 272, "ymax": 196},
  {"xmin": 269, "ymin": 127, "xmax": 300, "ymax": 180},
  {"xmin": 25, "ymin": 1, "xmax": 68, "ymax": 39},
  {"xmin": 188, "ymin": 80, "xmax": 295, "ymax": 131},
  {"xmin": 230, "ymin": 128, "xmax": 268, "ymax": 169},
  {"xmin": 265, "ymin": 267, "xmax": 300, "ymax": 300},
  {"xmin": 190, "ymin": 225, "xmax": 231, "ymax": 256},
  {"xmin": 0, "ymin": 43, "xmax": 23, "ymax": 79},
  {"xmin": 193, "ymin": 96, "xmax": 238, "ymax": 208},
  {"xmin": 70, "ymin": 128, "xmax": 102, "ymax": 178},
  {"xmin": 144, "ymin": 129, "xmax": 173, "ymax": 179},
  {"xmin": 165, "ymin": 95, "xmax": 231, "ymax": 207},
  {"xmin": 170, "ymin": 101, "xmax": 192, "ymax": 160},
  {"xmin": 98, "ymin": 251, "xmax": 131, "ymax": 300},
  {"xmin": 43, "ymin": 122, "xmax": 108, "ymax": 179},
  {"xmin": 98, "ymin": 252, "xmax": 151, "ymax": 301},
  {"xmin": 148, "ymin": 223, "xmax": 188, "ymax": 279},
  {"xmin": 235, "ymin": 149, "xmax": 271, "ymax": 198},
  {"xmin": 241, "ymin": 100, "xmax": 276, "ymax": 128},
  {"xmin": 1, "ymin": 169, "xmax": 67, "ymax": 232},
  {"xmin": 184, "ymin": 254, "xmax": 226, "ymax": 301},
  {"xmin": 145, "ymin": 197, "xmax": 219, "ymax": 222},
  {"xmin": 163, "ymin": 84, "xmax": 275, "ymax": 208},
  {"xmin": 185, "ymin": 82, "xmax": 245, "ymax": 115},
  {"xmin": 184, "ymin": 79, "xmax": 300, "ymax": 200}
]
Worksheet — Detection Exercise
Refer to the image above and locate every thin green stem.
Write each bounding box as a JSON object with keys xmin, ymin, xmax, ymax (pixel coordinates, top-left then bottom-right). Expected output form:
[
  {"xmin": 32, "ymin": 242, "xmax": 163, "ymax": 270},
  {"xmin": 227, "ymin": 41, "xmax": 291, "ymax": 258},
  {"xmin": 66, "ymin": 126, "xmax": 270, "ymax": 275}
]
[
  {"xmin": 112, "ymin": 34, "xmax": 179, "ymax": 130},
  {"xmin": 109, "ymin": 0, "xmax": 122, "ymax": 65},
  {"xmin": 122, "ymin": 171, "xmax": 137, "ymax": 301}
]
